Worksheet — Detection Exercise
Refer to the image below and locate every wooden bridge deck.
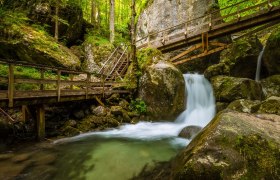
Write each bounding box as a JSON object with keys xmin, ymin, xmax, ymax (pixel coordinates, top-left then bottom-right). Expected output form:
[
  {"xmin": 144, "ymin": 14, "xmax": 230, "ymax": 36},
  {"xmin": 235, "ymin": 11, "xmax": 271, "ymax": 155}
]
[
  {"xmin": 0, "ymin": 60, "xmax": 130, "ymax": 108},
  {"xmin": 136, "ymin": 0, "xmax": 280, "ymax": 65}
]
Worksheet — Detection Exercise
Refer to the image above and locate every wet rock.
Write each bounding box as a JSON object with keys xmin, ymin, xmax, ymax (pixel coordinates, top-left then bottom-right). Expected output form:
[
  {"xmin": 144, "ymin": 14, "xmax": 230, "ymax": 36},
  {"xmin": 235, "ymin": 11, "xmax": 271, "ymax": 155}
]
[
  {"xmin": 216, "ymin": 102, "xmax": 229, "ymax": 113},
  {"xmin": 64, "ymin": 120, "xmax": 77, "ymax": 127},
  {"xmin": 138, "ymin": 61, "xmax": 185, "ymax": 120},
  {"xmin": 205, "ymin": 36, "xmax": 263, "ymax": 79},
  {"xmin": 60, "ymin": 126, "xmax": 80, "ymax": 137},
  {"xmin": 110, "ymin": 106, "xmax": 123, "ymax": 116},
  {"xmin": 127, "ymin": 111, "xmax": 140, "ymax": 118},
  {"xmin": 122, "ymin": 110, "xmax": 131, "ymax": 123},
  {"xmin": 257, "ymin": 96, "xmax": 280, "ymax": 115},
  {"xmin": 227, "ymin": 99, "xmax": 261, "ymax": 113},
  {"xmin": 261, "ymin": 75, "xmax": 280, "ymax": 98},
  {"xmin": 91, "ymin": 106, "xmax": 107, "ymax": 117},
  {"xmin": 178, "ymin": 126, "xmax": 202, "ymax": 139},
  {"xmin": 211, "ymin": 75, "xmax": 264, "ymax": 102},
  {"xmin": 119, "ymin": 99, "xmax": 130, "ymax": 110},
  {"xmin": 12, "ymin": 152, "xmax": 32, "ymax": 163},
  {"xmin": 137, "ymin": 112, "xmax": 280, "ymax": 179},
  {"xmin": 263, "ymin": 27, "xmax": 280, "ymax": 75},
  {"xmin": 72, "ymin": 110, "xmax": 85, "ymax": 119},
  {"xmin": 77, "ymin": 115, "xmax": 119, "ymax": 132},
  {"xmin": 107, "ymin": 93, "xmax": 120, "ymax": 104}
]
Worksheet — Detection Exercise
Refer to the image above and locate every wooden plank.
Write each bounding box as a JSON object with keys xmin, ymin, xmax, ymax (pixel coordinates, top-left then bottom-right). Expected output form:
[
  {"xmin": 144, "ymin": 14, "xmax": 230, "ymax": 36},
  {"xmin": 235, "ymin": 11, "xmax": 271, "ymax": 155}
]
[
  {"xmin": 8, "ymin": 64, "xmax": 14, "ymax": 107},
  {"xmin": 171, "ymin": 44, "xmax": 202, "ymax": 62},
  {"xmin": 173, "ymin": 46, "xmax": 227, "ymax": 65},
  {"xmin": 15, "ymin": 78, "xmax": 57, "ymax": 84}
]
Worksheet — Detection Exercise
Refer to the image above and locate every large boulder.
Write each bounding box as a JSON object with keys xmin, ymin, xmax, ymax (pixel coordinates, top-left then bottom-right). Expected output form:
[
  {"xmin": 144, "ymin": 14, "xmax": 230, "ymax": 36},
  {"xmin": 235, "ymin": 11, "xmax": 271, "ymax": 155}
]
[
  {"xmin": 205, "ymin": 36, "xmax": 263, "ymax": 79},
  {"xmin": 261, "ymin": 75, "xmax": 280, "ymax": 98},
  {"xmin": 178, "ymin": 126, "xmax": 202, "ymax": 139},
  {"xmin": 0, "ymin": 13, "xmax": 80, "ymax": 69},
  {"xmin": 263, "ymin": 27, "xmax": 280, "ymax": 75},
  {"xmin": 135, "ymin": 112, "xmax": 280, "ymax": 179},
  {"xmin": 227, "ymin": 99, "xmax": 261, "ymax": 113},
  {"xmin": 138, "ymin": 61, "xmax": 185, "ymax": 120},
  {"xmin": 210, "ymin": 76, "xmax": 264, "ymax": 102},
  {"xmin": 256, "ymin": 96, "xmax": 280, "ymax": 115}
]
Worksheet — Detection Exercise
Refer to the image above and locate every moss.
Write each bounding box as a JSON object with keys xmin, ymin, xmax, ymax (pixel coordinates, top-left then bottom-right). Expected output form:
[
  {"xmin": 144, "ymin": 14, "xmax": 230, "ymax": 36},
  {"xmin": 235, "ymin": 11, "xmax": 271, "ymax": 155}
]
[
  {"xmin": 235, "ymin": 134, "xmax": 280, "ymax": 179},
  {"xmin": 136, "ymin": 47, "xmax": 162, "ymax": 70}
]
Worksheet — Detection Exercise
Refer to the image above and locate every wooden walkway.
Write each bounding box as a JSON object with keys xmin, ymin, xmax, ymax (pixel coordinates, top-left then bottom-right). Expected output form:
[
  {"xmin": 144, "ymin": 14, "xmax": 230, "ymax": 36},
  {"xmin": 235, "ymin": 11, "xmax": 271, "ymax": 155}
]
[
  {"xmin": 136, "ymin": 0, "xmax": 280, "ymax": 65},
  {"xmin": 0, "ymin": 58, "xmax": 130, "ymax": 108}
]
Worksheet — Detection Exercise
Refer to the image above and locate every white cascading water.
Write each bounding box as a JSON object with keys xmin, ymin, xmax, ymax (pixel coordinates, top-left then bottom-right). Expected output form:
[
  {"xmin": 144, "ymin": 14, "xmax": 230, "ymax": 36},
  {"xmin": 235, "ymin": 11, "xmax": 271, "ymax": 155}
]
[
  {"xmin": 255, "ymin": 46, "xmax": 265, "ymax": 82},
  {"xmin": 55, "ymin": 74, "xmax": 216, "ymax": 145}
]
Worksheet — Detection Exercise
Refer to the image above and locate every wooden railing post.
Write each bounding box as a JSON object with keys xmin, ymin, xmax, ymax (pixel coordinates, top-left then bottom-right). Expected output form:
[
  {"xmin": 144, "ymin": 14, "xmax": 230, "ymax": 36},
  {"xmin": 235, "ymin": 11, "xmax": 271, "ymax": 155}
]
[
  {"xmin": 40, "ymin": 69, "xmax": 44, "ymax": 90},
  {"xmin": 70, "ymin": 74, "xmax": 74, "ymax": 90},
  {"xmin": 57, "ymin": 70, "xmax": 61, "ymax": 102},
  {"xmin": 36, "ymin": 104, "xmax": 45, "ymax": 141},
  {"xmin": 209, "ymin": 14, "xmax": 212, "ymax": 30},
  {"xmin": 8, "ymin": 64, "xmax": 14, "ymax": 108},
  {"xmin": 86, "ymin": 73, "xmax": 91, "ymax": 99}
]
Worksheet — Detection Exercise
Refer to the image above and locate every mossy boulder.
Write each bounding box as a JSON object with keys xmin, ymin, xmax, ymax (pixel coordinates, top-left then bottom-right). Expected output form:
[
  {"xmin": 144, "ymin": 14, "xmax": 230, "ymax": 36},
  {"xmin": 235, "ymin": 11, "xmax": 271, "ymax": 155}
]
[
  {"xmin": 211, "ymin": 76, "xmax": 264, "ymax": 102},
  {"xmin": 263, "ymin": 27, "xmax": 280, "ymax": 75},
  {"xmin": 0, "ymin": 13, "xmax": 80, "ymax": 69},
  {"xmin": 257, "ymin": 96, "xmax": 280, "ymax": 115},
  {"xmin": 261, "ymin": 75, "xmax": 280, "ymax": 98},
  {"xmin": 227, "ymin": 99, "xmax": 261, "ymax": 113},
  {"xmin": 136, "ymin": 112, "xmax": 280, "ymax": 179},
  {"xmin": 77, "ymin": 115, "xmax": 119, "ymax": 132},
  {"xmin": 178, "ymin": 126, "xmax": 202, "ymax": 139},
  {"xmin": 60, "ymin": 126, "xmax": 80, "ymax": 137},
  {"xmin": 205, "ymin": 36, "xmax": 263, "ymax": 79},
  {"xmin": 138, "ymin": 61, "xmax": 185, "ymax": 120}
]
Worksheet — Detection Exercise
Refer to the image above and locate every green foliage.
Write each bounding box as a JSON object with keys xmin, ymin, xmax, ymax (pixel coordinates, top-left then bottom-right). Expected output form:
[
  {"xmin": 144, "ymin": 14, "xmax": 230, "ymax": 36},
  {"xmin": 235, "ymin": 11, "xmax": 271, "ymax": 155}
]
[
  {"xmin": 136, "ymin": 47, "xmax": 162, "ymax": 70},
  {"xmin": 84, "ymin": 29, "xmax": 110, "ymax": 46},
  {"xmin": 129, "ymin": 98, "xmax": 147, "ymax": 114}
]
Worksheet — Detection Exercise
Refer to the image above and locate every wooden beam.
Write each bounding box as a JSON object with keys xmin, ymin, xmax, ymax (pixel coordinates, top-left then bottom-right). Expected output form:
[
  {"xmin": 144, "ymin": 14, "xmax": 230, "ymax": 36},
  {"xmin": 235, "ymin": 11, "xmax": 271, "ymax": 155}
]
[
  {"xmin": 170, "ymin": 44, "xmax": 202, "ymax": 62},
  {"xmin": 36, "ymin": 105, "xmax": 45, "ymax": 140},
  {"xmin": 8, "ymin": 64, "xmax": 14, "ymax": 108},
  {"xmin": 57, "ymin": 70, "xmax": 61, "ymax": 102},
  {"xmin": 173, "ymin": 46, "xmax": 227, "ymax": 65}
]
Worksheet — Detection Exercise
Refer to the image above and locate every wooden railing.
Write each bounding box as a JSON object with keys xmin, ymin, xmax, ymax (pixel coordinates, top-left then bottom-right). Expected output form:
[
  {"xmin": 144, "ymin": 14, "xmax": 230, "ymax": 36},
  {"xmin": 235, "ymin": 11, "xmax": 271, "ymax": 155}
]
[
  {"xmin": 0, "ymin": 60, "xmax": 129, "ymax": 108},
  {"xmin": 136, "ymin": 0, "xmax": 280, "ymax": 50}
]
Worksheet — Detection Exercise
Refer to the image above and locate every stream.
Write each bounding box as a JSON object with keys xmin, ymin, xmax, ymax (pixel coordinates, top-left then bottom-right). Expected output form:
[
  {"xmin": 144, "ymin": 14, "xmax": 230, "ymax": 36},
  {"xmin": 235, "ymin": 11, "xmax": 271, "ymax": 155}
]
[{"xmin": 0, "ymin": 74, "xmax": 215, "ymax": 180}]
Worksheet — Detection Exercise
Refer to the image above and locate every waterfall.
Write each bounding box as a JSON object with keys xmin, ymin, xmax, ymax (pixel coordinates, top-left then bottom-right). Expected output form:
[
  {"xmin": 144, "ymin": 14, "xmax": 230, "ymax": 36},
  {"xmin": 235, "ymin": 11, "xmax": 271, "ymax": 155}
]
[
  {"xmin": 255, "ymin": 46, "xmax": 265, "ymax": 82},
  {"xmin": 55, "ymin": 74, "xmax": 216, "ymax": 146}
]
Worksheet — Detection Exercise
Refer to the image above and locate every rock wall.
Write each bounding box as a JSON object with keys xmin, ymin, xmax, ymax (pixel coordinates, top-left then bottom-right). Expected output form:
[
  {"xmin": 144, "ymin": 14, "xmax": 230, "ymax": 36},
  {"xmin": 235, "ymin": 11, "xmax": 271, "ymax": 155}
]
[{"xmin": 136, "ymin": 0, "xmax": 218, "ymax": 46}]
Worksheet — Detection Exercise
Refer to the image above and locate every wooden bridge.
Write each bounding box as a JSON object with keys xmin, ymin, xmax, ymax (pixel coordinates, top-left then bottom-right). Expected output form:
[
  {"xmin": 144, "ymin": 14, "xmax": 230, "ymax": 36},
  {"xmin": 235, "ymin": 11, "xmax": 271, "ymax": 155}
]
[
  {"xmin": 0, "ymin": 46, "xmax": 130, "ymax": 139},
  {"xmin": 136, "ymin": 0, "xmax": 280, "ymax": 65}
]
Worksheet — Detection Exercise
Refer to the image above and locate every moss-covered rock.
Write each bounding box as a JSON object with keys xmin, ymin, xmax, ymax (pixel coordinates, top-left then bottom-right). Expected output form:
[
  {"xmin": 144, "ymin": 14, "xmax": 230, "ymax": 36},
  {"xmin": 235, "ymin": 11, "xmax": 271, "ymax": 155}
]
[
  {"xmin": 211, "ymin": 75, "xmax": 264, "ymax": 102},
  {"xmin": 263, "ymin": 27, "xmax": 280, "ymax": 75},
  {"xmin": 261, "ymin": 75, "xmax": 280, "ymax": 98},
  {"xmin": 138, "ymin": 61, "xmax": 185, "ymax": 120},
  {"xmin": 205, "ymin": 36, "xmax": 263, "ymax": 79},
  {"xmin": 136, "ymin": 47, "xmax": 162, "ymax": 71},
  {"xmin": 178, "ymin": 126, "xmax": 202, "ymax": 139},
  {"xmin": 227, "ymin": 99, "xmax": 261, "ymax": 113},
  {"xmin": 135, "ymin": 112, "xmax": 280, "ymax": 179},
  {"xmin": 77, "ymin": 115, "xmax": 119, "ymax": 132},
  {"xmin": 60, "ymin": 126, "xmax": 80, "ymax": 137},
  {"xmin": 0, "ymin": 12, "xmax": 80, "ymax": 69},
  {"xmin": 257, "ymin": 96, "xmax": 280, "ymax": 115}
]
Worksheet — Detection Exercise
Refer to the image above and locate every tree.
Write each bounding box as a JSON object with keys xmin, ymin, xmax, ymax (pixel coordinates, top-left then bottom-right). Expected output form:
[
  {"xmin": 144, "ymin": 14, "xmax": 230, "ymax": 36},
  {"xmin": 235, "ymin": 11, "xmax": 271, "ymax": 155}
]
[
  {"xmin": 130, "ymin": 0, "xmax": 137, "ymax": 72},
  {"xmin": 109, "ymin": 0, "xmax": 115, "ymax": 43}
]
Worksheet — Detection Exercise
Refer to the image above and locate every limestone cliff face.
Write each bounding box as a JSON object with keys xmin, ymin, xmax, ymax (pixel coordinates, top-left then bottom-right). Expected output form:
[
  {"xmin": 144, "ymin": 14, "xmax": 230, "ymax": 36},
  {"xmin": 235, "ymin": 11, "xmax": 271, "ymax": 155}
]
[{"xmin": 136, "ymin": 0, "xmax": 218, "ymax": 46}]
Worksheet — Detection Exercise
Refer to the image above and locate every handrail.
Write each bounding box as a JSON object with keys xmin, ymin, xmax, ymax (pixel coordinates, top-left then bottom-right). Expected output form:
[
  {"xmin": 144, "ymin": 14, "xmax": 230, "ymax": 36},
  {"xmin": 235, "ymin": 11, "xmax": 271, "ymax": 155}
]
[
  {"xmin": 107, "ymin": 46, "xmax": 128, "ymax": 77},
  {"xmin": 98, "ymin": 46, "xmax": 119, "ymax": 74},
  {"xmin": 136, "ymin": 0, "xmax": 279, "ymax": 48}
]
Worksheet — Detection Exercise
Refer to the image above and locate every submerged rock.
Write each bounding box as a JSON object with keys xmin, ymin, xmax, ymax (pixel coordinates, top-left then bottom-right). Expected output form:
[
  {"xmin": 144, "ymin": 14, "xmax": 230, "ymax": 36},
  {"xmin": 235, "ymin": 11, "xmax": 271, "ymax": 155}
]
[
  {"xmin": 135, "ymin": 112, "xmax": 280, "ymax": 179},
  {"xmin": 138, "ymin": 61, "xmax": 185, "ymax": 120},
  {"xmin": 178, "ymin": 126, "xmax": 202, "ymax": 139},
  {"xmin": 211, "ymin": 75, "xmax": 264, "ymax": 102}
]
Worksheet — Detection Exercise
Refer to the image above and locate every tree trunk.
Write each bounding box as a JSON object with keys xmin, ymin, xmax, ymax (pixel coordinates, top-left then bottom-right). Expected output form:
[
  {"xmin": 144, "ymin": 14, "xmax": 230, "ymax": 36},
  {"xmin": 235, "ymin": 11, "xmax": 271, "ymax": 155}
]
[
  {"xmin": 109, "ymin": 0, "xmax": 115, "ymax": 43},
  {"xmin": 91, "ymin": 0, "xmax": 96, "ymax": 24},
  {"xmin": 55, "ymin": 1, "xmax": 59, "ymax": 41},
  {"xmin": 130, "ymin": 0, "xmax": 137, "ymax": 70}
]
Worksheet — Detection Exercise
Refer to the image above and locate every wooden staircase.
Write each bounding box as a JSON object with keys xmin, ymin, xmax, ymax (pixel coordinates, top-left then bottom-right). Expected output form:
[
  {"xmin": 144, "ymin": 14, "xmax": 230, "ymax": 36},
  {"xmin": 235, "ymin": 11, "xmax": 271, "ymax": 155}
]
[{"xmin": 99, "ymin": 45, "xmax": 130, "ymax": 82}]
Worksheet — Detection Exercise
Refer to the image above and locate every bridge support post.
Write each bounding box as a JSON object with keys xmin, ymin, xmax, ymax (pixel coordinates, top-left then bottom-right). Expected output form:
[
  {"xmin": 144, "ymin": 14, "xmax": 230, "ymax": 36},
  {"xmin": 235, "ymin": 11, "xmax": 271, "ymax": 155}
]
[
  {"xmin": 8, "ymin": 64, "xmax": 14, "ymax": 108},
  {"xmin": 36, "ymin": 105, "xmax": 45, "ymax": 140}
]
